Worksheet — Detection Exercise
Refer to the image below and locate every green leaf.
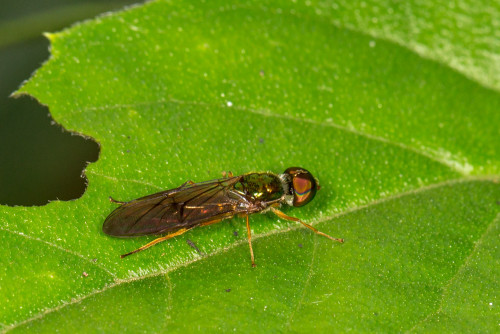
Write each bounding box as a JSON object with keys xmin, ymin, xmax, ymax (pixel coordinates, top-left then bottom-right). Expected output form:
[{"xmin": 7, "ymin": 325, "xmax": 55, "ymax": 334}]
[{"xmin": 1, "ymin": 0, "xmax": 499, "ymax": 332}]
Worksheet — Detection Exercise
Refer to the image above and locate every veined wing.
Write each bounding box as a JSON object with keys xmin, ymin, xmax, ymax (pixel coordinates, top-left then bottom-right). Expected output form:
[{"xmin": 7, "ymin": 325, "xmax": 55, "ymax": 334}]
[{"xmin": 102, "ymin": 176, "xmax": 249, "ymax": 237}]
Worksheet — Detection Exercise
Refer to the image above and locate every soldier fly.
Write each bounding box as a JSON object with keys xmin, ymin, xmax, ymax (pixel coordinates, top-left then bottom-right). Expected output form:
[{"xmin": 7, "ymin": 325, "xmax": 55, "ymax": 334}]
[{"xmin": 103, "ymin": 167, "xmax": 343, "ymax": 267}]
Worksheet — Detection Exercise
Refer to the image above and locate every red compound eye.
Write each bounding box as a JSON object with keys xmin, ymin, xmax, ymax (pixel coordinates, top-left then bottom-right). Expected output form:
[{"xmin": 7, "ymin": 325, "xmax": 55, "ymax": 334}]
[{"xmin": 284, "ymin": 167, "xmax": 317, "ymax": 207}]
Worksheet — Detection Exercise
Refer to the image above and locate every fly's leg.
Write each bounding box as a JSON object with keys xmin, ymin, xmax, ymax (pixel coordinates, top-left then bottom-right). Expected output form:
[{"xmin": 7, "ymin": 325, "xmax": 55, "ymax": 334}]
[
  {"xmin": 221, "ymin": 171, "xmax": 234, "ymax": 178},
  {"xmin": 120, "ymin": 218, "xmax": 224, "ymax": 259},
  {"xmin": 109, "ymin": 197, "xmax": 127, "ymax": 205},
  {"xmin": 121, "ymin": 227, "xmax": 195, "ymax": 258},
  {"xmin": 178, "ymin": 180, "xmax": 195, "ymax": 188},
  {"xmin": 270, "ymin": 207, "xmax": 344, "ymax": 243},
  {"xmin": 245, "ymin": 215, "xmax": 256, "ymax": 267}
]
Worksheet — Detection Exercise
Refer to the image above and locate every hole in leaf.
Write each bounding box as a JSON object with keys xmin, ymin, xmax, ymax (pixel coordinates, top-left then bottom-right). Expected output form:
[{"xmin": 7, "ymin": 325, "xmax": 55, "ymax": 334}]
[{"xmin": 0, "ymin": 95, "xmax": 99, "ymax": 206}]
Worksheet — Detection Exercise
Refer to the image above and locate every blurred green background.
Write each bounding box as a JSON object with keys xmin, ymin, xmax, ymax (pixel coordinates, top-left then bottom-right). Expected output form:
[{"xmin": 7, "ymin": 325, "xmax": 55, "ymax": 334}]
[{"xmin": 0, "ymin": 0, "xmax": 140, "ymax": 206}]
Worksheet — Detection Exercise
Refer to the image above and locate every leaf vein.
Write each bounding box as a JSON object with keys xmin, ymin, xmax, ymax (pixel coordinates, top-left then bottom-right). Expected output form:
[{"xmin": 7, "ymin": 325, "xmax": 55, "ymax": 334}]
[
  {"xmin": 0, "ymin": 226, "xmax": 117, "ymax": 279},
  {"xmin": 286, "ymin": 235, "xmax": 318, "ymax": 328},
  {"xmin": 73, "ymin": 98, "xmax": 467, "ymax": 175},
  {"xmin": 405, "ymin": 211, "xmax": 500, "ymax": 333},
  {"xmin": 86, "ymin": 170, "xmax": 164, "ymax": 190}
]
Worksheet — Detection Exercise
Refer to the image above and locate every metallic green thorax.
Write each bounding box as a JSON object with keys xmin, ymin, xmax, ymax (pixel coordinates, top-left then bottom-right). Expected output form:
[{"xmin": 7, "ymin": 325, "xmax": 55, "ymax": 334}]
[{"xmin": 234, "ymin": 173, "xmax": 284, "ymax": 202}]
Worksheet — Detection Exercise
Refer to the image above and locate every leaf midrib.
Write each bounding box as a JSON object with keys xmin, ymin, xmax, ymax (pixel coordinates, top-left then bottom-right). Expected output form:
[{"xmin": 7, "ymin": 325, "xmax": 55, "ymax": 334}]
[{"xmin": 4, "ymin": 178, "xmax": 497, "ymax": 332}]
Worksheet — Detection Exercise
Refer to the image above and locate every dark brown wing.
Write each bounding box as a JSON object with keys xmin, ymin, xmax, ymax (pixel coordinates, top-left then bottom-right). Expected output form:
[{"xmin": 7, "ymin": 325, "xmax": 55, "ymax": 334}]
[{"xmin": 102, "ymin": 176, "xmax": 249, "ymax": 237}]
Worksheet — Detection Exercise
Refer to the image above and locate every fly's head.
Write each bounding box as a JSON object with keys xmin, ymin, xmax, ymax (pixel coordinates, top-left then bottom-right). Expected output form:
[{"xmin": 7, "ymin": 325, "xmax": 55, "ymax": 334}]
[{"xmin": 281, "ymin": 167, "xmax": 318, "ymax": 207}]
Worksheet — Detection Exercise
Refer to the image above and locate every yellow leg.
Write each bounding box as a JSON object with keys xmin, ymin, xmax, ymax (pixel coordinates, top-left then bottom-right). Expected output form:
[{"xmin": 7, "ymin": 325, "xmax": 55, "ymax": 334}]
[
  {"xmin": 109, "ymin": 196, "xmax": 127, "ymax": 204},
  {"xmin": 221, "ymin": 171, "xmax": 234, "ymax": 178},
  {"xmin": 271, "ymin": 207, "xmax": 344, "ymax": 243},
  {"xmin": 246, "ymin": 215, "xmax": 256, "ymax": 267},
  {"xmin": 179, "ymin": 180, "xmax": 195, "ymax": 188},
  {"xmin": 121, "ymin": 227, "xmax": 193, "ymax": 258},
  {"xmin": 120, "ymin": 218, "xmax": 226, "ymax": 258}
]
